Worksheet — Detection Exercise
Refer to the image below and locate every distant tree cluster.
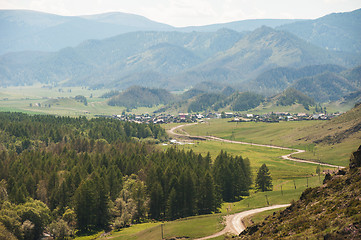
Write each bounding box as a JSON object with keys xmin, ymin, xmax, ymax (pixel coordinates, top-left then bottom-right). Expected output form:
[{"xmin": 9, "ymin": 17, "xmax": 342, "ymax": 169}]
[
  {"xmin": 187, "ymin": 91, "xmax": 264, "ymax": 113},
  {"xmin": 277, "ymin": 88, "xmax": 315, "ymax": 110},
  {"xmin": 74, "ymin": 95, "xmax": 88, "ymax": 106},
  {"xmin": 188, "ymin": 93, "xmax": 222, "ymax": 112},
  {"xmin": 0, "ymin": 112, "xmax": 252, "ymax": 238},
  {"xmin": 108, "ymin": 86, "xmax": 174, "ymax": 109},
  {"xmin": 100, "ymin": 90, "xmax": 120, "ymax": 99}
]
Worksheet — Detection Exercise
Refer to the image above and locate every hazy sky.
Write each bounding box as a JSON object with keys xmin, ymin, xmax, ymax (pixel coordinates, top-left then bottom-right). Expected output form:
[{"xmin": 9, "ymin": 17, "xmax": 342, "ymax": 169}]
[{"xmin": 1, "ymin": 0, "xmax": 361, "ymax": 26}]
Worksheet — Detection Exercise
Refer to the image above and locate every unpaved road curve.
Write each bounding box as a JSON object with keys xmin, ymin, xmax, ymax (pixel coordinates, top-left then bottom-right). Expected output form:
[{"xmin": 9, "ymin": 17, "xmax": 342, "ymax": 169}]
[
  {"xmin": 194, "ymin": 204, "xmax": 291, "ymax": 240},
  {"xmin": 168, "ymin": 123, "xmax": 343, "ymax": 239},
  {"xmin": 168, "ymin": 123, "xmax": 345, "ymax": 169}
]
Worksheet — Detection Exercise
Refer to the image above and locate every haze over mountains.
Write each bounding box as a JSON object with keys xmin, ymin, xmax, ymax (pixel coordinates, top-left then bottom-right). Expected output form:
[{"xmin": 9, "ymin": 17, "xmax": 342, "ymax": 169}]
[
  {"xmin": 0, "ymin": 8, "xmax": 361, "ymax": 104},
  {"xmin": 0, "ymin": 10, "xmax": 301, "ymax": 55}
]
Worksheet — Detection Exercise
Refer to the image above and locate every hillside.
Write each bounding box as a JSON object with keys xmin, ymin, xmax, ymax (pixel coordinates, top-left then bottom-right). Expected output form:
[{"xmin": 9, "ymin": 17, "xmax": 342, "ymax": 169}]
[
  {"xmin": 0, "ymin": 29, "xmax": 244, "ymax": 89},
  {"xmin": 161, "ymin": 90, "xmax": 264, "ymax": 113},
  {"xmin": 272, "ymin": 88, "xmax": 315, "ymax": 110},
  {"xmin": 278, "ymin": 8, "xmax": 361, "ymax": 53},
  {"xmin": 108, "ymin": 86, "xmax": 174, "ymax": 109},
  {"xmin": 244, "ymin": 64, "xmax": 346, "ymax": 96},
  {"xmin": 240, "ymin": 145, "xmax": 361, "ymax": 239},
  {"xmin": 291, "ymin": 72, "xmax": 357, "ymax": 102},
  {"xmin": 173, "ymin": 26, "xmax": 357, "ymax": 87}
]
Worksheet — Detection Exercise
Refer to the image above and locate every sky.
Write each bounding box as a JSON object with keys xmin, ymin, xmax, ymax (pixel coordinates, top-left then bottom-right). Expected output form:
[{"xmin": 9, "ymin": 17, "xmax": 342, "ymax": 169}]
[{"xmin": 1, "ymin": 0, "xmax": 361, "ymax": 27}]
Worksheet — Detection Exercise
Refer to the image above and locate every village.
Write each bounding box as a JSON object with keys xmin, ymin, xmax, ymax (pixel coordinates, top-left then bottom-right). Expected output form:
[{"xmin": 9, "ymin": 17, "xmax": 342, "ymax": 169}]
[{"xmin": 111, "ymin": 111, "xmax": 342, "ymax": 124}]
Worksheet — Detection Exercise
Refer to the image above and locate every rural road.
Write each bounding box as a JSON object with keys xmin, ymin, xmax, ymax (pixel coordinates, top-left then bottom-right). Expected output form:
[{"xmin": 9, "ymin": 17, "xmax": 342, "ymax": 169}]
[
  {"xmin": 167, "ymin": 123, "xmax": 343, "ymax": 239},
  {"xmin": 168, "ymin": 123, "xmax": 345, "ymax": 169},
  {"xmin": 194, "ymin": 204, "xmax": 291, "ymax": 239}
]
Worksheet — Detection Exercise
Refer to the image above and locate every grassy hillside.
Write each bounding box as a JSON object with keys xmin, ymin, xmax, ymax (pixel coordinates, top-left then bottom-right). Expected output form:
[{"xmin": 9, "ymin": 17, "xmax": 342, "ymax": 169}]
[
  {"xmin": 183, "ymin": 103, "xmax": 361, "ymax": 166},
  {"xmin": 239, "ymin": 146, "xmax": 361, "ymax": 239}
]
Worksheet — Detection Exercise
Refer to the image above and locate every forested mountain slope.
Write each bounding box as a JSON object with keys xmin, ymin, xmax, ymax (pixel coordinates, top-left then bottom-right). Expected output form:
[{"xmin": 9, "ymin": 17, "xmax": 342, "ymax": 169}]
[{"xmin": 278, "ymin": 8, "xmax": 361, "ymax": 53}]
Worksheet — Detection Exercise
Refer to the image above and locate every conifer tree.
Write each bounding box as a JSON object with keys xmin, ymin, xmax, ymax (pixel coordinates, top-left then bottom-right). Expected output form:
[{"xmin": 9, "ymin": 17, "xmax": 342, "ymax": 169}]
[{"xmin": 256, "ymin": 164, "xmax": 273, "ymax": 192}]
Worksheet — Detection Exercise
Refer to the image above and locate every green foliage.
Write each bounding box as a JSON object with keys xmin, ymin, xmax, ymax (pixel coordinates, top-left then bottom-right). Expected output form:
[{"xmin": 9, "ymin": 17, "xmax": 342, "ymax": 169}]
[
  {"xmin": 74, "ymin": 95, "xmax": 88, "ymax": 106},
  {"xmin": 0, "ymin": 112, "xmax": 254, "ymax": 236},
  {"xmin": 48, "ymin": 219, "xmax": 72, "ymax": 240},
  {"xmin": 292, "ymin": 72, "xmax": 356, "ymax": 102},
  {"xmin": 231, "ymin": 92, "xmax": 264, "ymax": 111},
  {"xmin": 188, "ymin": 93, "xmax": 222, "ymax": 112},
  {"xmin": 0, "ymin": 199, "xmax": 50, "ymax": 240},
  {"xmin": 186, "ymin": 91, "xmax": 264, "ymax": 113},
  {"xmin": 100, "ymin": 90, "xmax": 120, "ymax": 99},
  {"xmin": 255, "ymin": 164, "xmax": 273, "ymax": 192},
  {"xmin": 0, "ymin": 222, "xmax": 17, "ymax": 240},
  {"xmin": 108, "ymin": 86, "xmax": 174, "ymax": 109},
  {"xmin": 212, "ymin": 151, "xmax": 252, "ymax": 201},
  {"xmin": 276, "ymin": 88, "xmax": 315, "ymax": 110}
]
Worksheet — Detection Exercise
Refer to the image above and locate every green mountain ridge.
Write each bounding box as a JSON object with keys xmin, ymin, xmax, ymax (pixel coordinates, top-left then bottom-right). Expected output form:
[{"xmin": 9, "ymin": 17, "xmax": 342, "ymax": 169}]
[
  {"xmin": 171, "ymin": 27, "xmax": 358, "ymax": 88},
  {"xmin": 278, "ymin": 8, "xmax": 361, "ymax": 53},
  {"xmin": 0, "ymin": 9, "xmax": 360, "ymax": 98}
]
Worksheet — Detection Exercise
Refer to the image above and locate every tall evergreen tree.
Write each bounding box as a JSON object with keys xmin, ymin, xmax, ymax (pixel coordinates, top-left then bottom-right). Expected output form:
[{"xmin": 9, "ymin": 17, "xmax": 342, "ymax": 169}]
[
  {"xmin": 255, "ymin": 164, "xmax": 273, "ymax": 192},
  {"xmin": 74, "ymin": 179, "xmax": 97, "ymax": 231}
]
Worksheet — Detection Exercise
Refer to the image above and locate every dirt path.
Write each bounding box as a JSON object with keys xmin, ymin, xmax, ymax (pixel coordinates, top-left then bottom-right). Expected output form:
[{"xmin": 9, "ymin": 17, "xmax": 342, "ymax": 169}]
[
  {"xmin": 168, "ymin": 123, "xmax": 345, "ymax": 169},
  {"xmin": 194, "ymin": 204, "xmax": 291, "ymax": 240},
  {"xmin": 167, "ymin": 123, "xmax": 343, "ymax": 239}
]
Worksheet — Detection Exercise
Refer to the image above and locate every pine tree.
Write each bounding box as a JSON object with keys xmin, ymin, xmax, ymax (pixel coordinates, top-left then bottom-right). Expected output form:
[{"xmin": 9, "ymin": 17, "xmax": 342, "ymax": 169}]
[
  {"xmin": 149, "ymin": 181, "xmax": 163, "ymax": 219},
  {"xmin": 74, "ymin": 179, "xmax": 97, "ymax": 231},
  {"xmin": 255, "ymin": 164, "xmax": 273, "ymax": 192}
]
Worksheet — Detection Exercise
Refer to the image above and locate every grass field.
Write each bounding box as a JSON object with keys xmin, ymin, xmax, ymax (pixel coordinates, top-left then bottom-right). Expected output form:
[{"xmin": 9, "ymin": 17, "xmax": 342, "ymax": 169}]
[
  {"xmin": 179, "ymin": 119, "xmax": 358, "ymax": 166},
  {"xmin": 100, "ymin": 214, "xmax": 224, "ymax": 240},
  {"xmin": 0, "ymin": 85, "xmax": 161, "ymax": 117},
  {"xmin": 163, "ymin": 140, "xmax": 331, "ymax": 180}
]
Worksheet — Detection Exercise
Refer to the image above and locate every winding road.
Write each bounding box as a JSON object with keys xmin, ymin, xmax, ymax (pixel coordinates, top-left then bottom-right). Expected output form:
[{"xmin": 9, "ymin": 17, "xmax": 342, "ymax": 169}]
[
  {"xmin": 168, "ymin": 123, "xmax": 345, "ymax": 169},
  {"xmin": 194, "ymin": 204, "xmax": 291, "ymax": 240},
  {"xmin": 167, "ymin": 122, "xmax": 344, "ymax": 239}
]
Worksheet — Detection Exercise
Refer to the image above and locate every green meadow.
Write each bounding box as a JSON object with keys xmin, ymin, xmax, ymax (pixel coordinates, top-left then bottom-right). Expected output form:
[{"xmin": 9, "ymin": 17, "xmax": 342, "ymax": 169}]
[
  {"xmin": 179, "ymin": 119, "xmax": 356, "ymax": 166},
  {"xmin": 0, "ymin": 85, "xmax": 161, "ymax": 117},
  {"xmin": 163, "ymin": 140, "xmax": 331, "ymax": 180}
]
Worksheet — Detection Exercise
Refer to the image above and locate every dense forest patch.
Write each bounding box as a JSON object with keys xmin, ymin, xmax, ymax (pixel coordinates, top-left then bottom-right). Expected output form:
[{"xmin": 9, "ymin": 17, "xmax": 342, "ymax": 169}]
[{"xmin": 0, "ymin": 112, "xmax": 252, "ymax": 239}]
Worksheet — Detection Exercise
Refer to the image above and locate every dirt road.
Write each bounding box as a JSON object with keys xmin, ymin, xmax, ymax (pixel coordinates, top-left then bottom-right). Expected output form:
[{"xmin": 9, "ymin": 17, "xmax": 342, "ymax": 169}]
[
  {"xmin": 168, "ymin": 123, "xmax": 345, "ymax": 169},
  {"xmin": 194, "ymin": 204, "xmax": 291, "ymax": 240},
  {"xmin": 167, "ymin": 123, "xmax": 343, "ymax": 239}
]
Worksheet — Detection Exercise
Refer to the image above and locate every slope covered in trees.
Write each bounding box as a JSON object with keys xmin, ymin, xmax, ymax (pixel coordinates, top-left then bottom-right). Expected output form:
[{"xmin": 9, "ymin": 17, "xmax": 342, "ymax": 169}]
[
  {"xmin": 240, "ymin": 145, "xmax": 361, "ymax": 239},
  {"xmin": 185, "ymin": 91, "xmax": 264, "ymax": 113},
  {"xmin": 0, "ymin": 112, "xmax": 252, "ymax": 239},
  {"xmin": 273, "ymin": 88, "xmax": 315, "ymax": 110},
  {"xmin": 108, "ymin": 86, "xmax": 174, "ymax": 109}
]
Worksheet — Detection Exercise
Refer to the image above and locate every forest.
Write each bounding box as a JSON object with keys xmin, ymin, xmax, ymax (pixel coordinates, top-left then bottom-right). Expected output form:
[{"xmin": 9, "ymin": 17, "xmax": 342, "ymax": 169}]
[{"xmin": 0, "ymin": 112, "xmax": 252, "ymax": 239}]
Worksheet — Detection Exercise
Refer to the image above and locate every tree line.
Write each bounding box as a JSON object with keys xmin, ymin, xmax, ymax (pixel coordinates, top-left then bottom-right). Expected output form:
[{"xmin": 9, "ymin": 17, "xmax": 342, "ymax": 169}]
[{"xmin": 0, "ymin": 112, "xmax": 252, "ymax": 239}]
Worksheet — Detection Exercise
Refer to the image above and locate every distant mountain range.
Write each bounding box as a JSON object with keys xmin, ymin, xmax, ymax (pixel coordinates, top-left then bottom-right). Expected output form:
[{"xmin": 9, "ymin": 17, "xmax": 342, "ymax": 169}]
[
  {"xmin": 0, "ymin": 10, "xmax": 303, "ymax": 54},
  {"xmin": 0, "ymin": 8, "xmax": 360, "ymax": 104},
  {"xmin": 0, "ymin": 10, "xmax": 173, "ymax": 54},
  {"xmin": 1, "ymin": 8, "xmax": 360, "ymax": 54}
]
